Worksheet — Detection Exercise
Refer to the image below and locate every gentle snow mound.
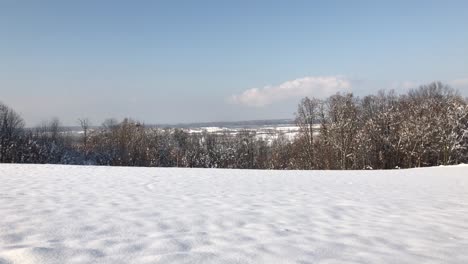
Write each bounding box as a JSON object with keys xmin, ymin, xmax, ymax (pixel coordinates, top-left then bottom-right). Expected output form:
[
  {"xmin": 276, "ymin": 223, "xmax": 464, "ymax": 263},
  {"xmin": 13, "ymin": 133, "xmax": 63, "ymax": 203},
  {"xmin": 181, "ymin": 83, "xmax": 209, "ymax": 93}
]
[{"xmin": 0, "ymin": 164, "xmax": 467, "ymax": 263}]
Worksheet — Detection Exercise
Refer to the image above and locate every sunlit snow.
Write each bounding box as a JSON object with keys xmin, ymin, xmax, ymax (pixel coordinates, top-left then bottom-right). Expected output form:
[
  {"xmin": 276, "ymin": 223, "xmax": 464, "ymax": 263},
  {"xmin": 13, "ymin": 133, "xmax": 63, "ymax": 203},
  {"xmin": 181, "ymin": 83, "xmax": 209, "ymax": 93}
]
[{"xmin": 0, "ymin": 164, "xmax": 467, "ymax": 263}]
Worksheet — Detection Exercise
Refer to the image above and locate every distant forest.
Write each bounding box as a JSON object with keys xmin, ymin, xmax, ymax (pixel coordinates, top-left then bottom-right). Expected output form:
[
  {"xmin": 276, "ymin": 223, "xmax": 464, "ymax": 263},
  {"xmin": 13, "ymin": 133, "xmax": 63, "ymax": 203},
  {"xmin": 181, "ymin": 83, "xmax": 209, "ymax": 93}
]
[{"xmin": 1, "ymin": 82, "xmax": 467, "ymax": 170}]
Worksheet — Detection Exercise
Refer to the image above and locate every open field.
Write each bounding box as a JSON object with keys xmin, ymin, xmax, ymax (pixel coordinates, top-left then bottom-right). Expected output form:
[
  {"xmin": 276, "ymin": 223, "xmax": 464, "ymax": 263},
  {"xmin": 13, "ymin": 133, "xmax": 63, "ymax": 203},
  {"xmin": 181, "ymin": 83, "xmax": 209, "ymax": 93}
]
[{"xmin": 0, "ymin": 164, "xmax": 467, "ymax": 263}]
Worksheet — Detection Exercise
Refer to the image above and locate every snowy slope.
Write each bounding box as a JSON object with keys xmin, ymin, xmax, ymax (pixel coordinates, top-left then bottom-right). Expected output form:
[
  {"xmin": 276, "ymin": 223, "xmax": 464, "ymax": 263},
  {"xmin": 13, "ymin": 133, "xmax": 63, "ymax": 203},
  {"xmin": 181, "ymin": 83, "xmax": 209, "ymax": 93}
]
[{"xmin": 0, "ymin": 164, "xmax": 467, "ymax": 264}]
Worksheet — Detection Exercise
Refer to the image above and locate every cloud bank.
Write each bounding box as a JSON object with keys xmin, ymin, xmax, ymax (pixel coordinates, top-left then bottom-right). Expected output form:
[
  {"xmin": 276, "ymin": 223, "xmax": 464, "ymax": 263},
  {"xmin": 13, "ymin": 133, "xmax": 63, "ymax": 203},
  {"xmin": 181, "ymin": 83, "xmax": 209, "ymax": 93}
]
[
  {"xmin": 229, "ymin": 76, "xmax": 468, "ymax": 108},
  {"xmin": 229, "ymin": 76, "xmax": 352, "ymax": 107}
]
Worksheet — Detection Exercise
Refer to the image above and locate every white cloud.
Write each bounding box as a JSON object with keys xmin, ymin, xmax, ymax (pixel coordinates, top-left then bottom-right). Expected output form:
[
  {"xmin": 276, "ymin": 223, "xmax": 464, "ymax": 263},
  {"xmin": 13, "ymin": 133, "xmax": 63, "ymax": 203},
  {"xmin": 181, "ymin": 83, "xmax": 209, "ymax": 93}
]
[{"xmin": 229, "ymin": 76, "xmax": 352, "ymax": 107}]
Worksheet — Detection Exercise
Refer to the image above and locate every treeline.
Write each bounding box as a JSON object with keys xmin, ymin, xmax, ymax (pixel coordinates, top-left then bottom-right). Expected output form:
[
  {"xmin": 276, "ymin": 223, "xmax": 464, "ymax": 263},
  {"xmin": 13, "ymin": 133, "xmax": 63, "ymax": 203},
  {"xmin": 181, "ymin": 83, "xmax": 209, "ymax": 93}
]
[
  {"xmin": 294, "ymin": 82, "xmax": 468, "ymax": 169},
  {"xmin": 1, "ymin": 82, "xmax": 467, "ymax": 169}
]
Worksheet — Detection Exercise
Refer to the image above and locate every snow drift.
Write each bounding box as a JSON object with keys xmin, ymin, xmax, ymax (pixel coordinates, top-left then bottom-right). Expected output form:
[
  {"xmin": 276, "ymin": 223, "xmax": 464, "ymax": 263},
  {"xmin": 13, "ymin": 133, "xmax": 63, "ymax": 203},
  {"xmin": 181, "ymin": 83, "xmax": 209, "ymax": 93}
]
[{"xmin": 0, "ymin": 164, "xmax": 467, "ymax": 263}]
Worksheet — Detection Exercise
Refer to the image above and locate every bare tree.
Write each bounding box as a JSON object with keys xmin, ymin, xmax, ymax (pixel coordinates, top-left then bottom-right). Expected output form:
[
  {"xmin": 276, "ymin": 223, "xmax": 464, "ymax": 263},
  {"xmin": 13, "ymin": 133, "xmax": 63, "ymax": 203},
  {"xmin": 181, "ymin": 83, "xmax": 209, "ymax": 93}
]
[
  {"xmin": 0, "ymin": 102, "xmax": 25, "ymax": 162},
  {"xmin": 78, "ymin": 118, "xmax": 91, "ymax": 159},
  {"xmin": 326, "ymin": 93, "xmax": 360, "ymax": 169},
  {"xmin": 78, "ymin": 118, "xmax": 91, "ymax": 146},
  {"xmin": 295, "ymin": 97, "xmax": 321, "ymax": 169}
]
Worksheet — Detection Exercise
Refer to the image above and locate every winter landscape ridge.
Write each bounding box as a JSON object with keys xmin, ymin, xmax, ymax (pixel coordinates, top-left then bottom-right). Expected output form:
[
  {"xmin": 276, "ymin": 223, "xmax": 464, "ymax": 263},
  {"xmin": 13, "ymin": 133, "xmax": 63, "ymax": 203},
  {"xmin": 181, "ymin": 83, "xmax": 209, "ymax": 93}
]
[{"xmin": 0, "ymin": 164, "xmax": 467, "ymax": 264}]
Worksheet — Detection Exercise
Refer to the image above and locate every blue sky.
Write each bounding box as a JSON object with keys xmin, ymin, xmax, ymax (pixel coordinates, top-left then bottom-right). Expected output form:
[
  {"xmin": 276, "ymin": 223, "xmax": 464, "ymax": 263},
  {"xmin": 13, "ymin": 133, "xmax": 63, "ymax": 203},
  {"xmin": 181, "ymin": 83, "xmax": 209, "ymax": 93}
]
[{"xmin": 1, "ymin": 1, "xmax": 467, "ymax": 125}]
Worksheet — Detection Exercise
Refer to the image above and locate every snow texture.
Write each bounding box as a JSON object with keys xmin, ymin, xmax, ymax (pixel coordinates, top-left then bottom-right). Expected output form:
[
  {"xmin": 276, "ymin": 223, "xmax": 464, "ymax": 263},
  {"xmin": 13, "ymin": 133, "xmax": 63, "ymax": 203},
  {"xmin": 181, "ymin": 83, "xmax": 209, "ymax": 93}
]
[{"xmin": 0, "ymin": 164, "xmax": 467, "ymax": 263}]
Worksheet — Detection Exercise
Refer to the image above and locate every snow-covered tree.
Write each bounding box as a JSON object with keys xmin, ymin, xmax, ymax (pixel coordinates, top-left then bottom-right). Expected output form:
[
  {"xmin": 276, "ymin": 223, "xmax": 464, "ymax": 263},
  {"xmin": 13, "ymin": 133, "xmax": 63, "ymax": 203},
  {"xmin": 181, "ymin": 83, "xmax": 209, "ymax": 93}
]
[{"xmin": 0, "ymin": 102, "xmax": 25, "ymax": 163}]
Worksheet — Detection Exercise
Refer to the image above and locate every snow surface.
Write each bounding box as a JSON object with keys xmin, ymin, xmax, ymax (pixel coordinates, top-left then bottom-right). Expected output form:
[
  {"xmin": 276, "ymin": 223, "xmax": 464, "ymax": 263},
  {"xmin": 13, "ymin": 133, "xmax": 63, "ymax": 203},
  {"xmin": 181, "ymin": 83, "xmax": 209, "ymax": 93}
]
[
  {"xmin": 185, "ymin": 125, "xmax": 302, "ymax": 142},
  {"xmin": 0, "ymin": 164, "xmax": 467, "ymax": 264}
]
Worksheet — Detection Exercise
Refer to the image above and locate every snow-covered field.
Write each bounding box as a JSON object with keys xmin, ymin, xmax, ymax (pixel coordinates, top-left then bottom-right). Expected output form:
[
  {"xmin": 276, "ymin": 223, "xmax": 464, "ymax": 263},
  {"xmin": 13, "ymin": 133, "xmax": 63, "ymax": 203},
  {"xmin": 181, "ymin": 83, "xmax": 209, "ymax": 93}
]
[
  {"xmin": 185, "ymin": 125, "xmax": 303, "ymax": 141},
  {"xmin": 0, "ymin": 164, "xmax": 467, "ymax": 264}
]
